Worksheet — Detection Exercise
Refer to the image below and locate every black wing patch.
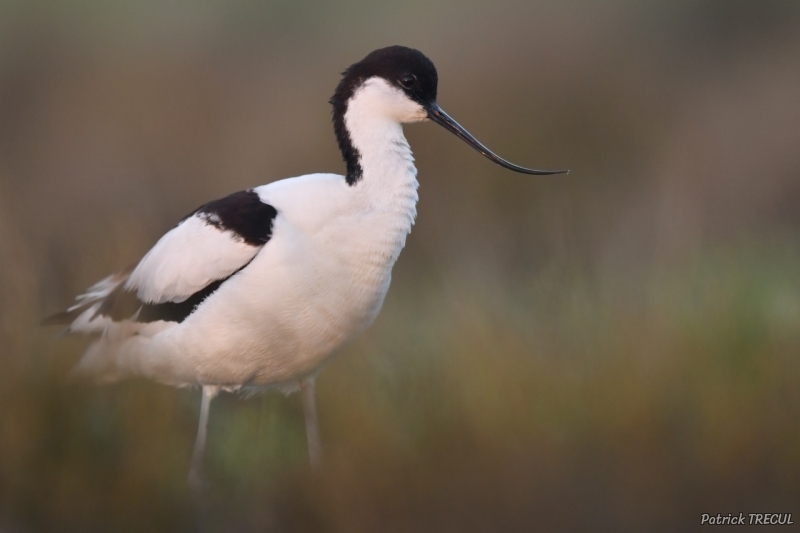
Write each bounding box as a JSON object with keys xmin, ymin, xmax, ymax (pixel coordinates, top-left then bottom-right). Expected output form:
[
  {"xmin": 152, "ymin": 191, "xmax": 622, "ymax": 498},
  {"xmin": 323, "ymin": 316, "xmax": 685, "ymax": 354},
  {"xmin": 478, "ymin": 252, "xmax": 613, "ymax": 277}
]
[
  {"xmin": 138, "ymin": 276, "xmax": 230, "ymax": 323},
  {"xmin": 191, "ymin": 190, "xmax": 278, "ymax": 246}
]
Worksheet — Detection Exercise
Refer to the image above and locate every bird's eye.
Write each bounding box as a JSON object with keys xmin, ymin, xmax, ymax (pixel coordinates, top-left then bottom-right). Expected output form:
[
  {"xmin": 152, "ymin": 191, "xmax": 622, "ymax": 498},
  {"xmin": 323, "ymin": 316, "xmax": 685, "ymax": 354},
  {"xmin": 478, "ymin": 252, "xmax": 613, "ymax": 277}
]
[{"xmin": 399, "ymin": 75, "xmax": 416, "ymax": 88}]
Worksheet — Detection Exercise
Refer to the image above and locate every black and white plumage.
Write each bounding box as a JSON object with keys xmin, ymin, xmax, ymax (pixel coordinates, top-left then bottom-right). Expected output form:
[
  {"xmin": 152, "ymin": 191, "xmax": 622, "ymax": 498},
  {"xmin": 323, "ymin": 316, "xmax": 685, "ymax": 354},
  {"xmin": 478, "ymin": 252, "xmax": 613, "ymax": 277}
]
[
  {"xmin": 50, "ymin": 190, "xmax": 277, "ymax": 331},
  {"xmin": 46, "ymin": 46, "xmax": 566, "ymax": 486}
]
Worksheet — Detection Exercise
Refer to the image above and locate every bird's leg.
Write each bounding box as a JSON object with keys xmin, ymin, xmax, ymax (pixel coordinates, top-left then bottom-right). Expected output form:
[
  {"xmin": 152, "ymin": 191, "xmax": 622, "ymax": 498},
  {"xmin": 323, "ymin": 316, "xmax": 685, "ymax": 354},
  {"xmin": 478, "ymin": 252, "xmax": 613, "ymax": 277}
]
[
  {"xmin": 188, "ymin": 385, "xmax": 220, "ymax": 489},
  {"xmin": 300, "ymin": 377, "xmax": 322, "ymax": 468}
]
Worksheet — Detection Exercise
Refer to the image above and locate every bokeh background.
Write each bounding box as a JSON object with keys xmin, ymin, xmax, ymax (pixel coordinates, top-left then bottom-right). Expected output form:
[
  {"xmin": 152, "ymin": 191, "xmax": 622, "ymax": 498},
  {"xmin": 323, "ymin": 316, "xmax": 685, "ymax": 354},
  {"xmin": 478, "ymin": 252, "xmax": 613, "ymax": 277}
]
[{"xmin": 2, "ymin": 0, "xmax": 800, "ymax": 531}]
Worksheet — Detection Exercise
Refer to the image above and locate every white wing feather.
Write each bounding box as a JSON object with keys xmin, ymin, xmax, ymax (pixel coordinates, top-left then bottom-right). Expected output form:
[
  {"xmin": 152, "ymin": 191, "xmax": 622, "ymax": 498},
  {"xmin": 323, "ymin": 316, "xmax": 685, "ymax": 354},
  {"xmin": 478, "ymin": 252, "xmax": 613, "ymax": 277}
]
[{"xmin": 125, "ymin": 215, "xmax": 261, "ymax": 304}]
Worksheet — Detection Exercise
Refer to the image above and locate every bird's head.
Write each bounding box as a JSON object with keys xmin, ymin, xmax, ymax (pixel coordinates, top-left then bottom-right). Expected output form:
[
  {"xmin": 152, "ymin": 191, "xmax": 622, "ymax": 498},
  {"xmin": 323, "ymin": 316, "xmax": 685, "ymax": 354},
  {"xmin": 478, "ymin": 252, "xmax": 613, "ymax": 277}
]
[
  {"xmin": 331, "ymin": 46, "xmax": 437, "ymax": 125},
  {"xmin": 331, "ymin": 45, "xmax": 568, "ymax": 178}
]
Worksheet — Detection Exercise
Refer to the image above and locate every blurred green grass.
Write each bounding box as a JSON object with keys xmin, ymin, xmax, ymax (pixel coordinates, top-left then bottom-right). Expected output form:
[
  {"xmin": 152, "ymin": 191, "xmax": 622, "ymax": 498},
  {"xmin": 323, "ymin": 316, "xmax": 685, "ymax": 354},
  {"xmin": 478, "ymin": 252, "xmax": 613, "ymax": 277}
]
[{"xmin": 2, "ymin": 242, "xmax": 799, "ymax": 531}]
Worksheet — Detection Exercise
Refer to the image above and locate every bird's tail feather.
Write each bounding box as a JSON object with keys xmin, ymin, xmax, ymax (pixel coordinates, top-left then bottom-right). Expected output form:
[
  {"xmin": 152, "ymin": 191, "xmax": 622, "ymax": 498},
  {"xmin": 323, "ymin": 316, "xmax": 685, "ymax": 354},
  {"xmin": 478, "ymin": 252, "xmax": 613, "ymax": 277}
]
[{"xmin": 42, "ymin": 270, "xmax": 132, "ymax": 334}]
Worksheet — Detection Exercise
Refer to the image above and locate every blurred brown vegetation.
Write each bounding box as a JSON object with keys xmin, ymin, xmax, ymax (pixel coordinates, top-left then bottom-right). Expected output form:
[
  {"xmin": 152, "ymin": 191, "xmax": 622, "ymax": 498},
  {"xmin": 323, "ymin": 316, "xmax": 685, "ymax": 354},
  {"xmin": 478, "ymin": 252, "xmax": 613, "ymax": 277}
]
[{"xmin": 1, "ymin": 0, "xmax": 799, "ymax": 531}]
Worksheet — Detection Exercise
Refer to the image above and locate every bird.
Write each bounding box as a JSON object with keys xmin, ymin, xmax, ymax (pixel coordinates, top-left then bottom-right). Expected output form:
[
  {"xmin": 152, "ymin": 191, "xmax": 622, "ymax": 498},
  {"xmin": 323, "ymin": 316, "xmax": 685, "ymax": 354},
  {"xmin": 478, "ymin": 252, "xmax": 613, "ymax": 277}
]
[{"xmin": 45, "ymin": 45, "xmax": 567, "ymax": 487}]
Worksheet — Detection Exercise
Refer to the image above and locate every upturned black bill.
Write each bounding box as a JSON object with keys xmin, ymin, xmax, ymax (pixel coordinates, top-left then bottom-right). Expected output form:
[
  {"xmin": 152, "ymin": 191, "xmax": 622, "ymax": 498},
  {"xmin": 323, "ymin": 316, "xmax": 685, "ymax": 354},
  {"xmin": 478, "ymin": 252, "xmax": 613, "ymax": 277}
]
[{"xmin": 426, "ymin": 103, "xmax": 568, "ymax": 175}]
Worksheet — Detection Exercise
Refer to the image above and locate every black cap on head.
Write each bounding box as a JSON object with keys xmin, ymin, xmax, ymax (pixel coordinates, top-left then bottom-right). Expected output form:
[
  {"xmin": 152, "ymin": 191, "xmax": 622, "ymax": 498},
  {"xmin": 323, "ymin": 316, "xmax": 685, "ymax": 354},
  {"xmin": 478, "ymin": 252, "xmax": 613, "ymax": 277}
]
[{"xmin": 330, "ymin": 46, "xmax": 438, "ymax": 109}]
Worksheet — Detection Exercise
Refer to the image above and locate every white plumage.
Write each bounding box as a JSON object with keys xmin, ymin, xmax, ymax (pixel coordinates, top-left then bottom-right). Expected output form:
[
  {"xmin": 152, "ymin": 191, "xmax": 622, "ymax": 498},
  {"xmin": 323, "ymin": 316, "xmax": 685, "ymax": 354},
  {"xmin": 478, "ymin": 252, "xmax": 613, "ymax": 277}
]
[{"xmin": 126, "ymin": 214, "xmax": 261, "ymax": 305}]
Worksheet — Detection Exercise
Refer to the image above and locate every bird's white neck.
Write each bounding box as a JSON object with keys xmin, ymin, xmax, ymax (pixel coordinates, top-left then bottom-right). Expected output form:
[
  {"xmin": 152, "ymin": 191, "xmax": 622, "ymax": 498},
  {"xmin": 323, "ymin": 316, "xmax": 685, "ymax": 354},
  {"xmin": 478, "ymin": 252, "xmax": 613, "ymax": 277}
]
[{"xmin": 343, "ymin": 79, "xmax": 420, "ymax": 210}]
